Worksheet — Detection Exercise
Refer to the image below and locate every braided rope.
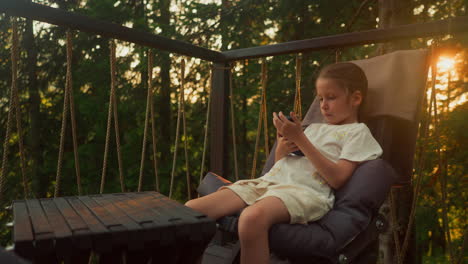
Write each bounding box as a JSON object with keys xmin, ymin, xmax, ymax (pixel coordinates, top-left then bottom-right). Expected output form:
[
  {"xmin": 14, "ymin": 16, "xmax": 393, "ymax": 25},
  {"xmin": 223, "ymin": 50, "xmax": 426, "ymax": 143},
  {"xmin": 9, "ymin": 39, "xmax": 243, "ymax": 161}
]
[
  {"xmin": 251, "ymin": 59, "xmax": 268, "ymax": 179},
  {"xmin": 180, "ymin": 60, "xmax": 191, "ymax": 200},
  {"xmin": 431, "ymin": 60, "xmax": 454, "ymax": 262},
  {"xmin": 389, "ymin": 189, "xmax": 402, "ymax": 264},
  {"xmin": 294, "ymin": 54, "xmax": 302, "ymax": 120},
  {"xmin": 14, "ymin": 77, "xmax": 28, "ymax": 199},
  {"xmin": 0, "ymin": 18, "xmax": 20, "ymax": 202},
  {"xmin": 335, "ymin": 49, "xmax": 341, "ymax": 63},
  {"xmin": 397, "ymin": 47, "xmax": 435, "ymax": 263},
  {"xmin": 200, "ymin": 66, "xmax": 213, "ymax": 184},
  {"xmin": 55, "ymin": 31, "xmax": 73, "ymax": 198},
  {"xmin": 229, "ymin": 63, "xmax": 239, "ymax": 181},
  {"xmin": 65, "ymin": 31, "xmax": 83, "ymax": 196},
  {"xmin": 100, "ymin": 41, "xmax": 116, "ymax": 194},
  {"xmin": 169, "ymin": 60, "xmax": 183, "ymax": 198},
  {"xmin": 112, "ymin": 73, "xmax": 125, "ymax": 192},
  {"xmin": 138, "ymin": 51, "xmax": 152, "ymax": 192},
  {"xmin": 262, "ymin": 62, "xmax": 269, "ymax": 158},
  {"xmin": 111, "ymin": 42, "xmax": 125, "ymax": 193},
  {"xmin": 11, "ymin": 19, "xmax": 28, "ymax": 198},
  {"xmin": 147, "ymin": 51, "xmax": 160, "ymax": 192}
]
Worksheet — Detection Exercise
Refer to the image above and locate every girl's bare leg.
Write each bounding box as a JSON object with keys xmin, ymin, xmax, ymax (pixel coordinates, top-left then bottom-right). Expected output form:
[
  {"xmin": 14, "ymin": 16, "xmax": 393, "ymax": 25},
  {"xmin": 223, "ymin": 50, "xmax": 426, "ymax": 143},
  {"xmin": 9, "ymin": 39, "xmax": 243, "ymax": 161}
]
[
  {"xmin": 237, "ymin": 196, "xmax": 290, "ymax": 264},
  {"xmin": 185, "ymin": 188, "xmax": 247, "ymax": 220}
]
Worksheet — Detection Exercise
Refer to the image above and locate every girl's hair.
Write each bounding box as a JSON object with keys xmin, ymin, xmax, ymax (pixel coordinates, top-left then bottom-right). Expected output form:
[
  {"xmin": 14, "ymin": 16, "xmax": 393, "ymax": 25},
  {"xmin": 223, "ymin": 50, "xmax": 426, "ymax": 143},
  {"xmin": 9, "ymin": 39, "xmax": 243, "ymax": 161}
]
[{"xmin": 318, "ymin": 62, "xmax": 368, "ymax": 120}]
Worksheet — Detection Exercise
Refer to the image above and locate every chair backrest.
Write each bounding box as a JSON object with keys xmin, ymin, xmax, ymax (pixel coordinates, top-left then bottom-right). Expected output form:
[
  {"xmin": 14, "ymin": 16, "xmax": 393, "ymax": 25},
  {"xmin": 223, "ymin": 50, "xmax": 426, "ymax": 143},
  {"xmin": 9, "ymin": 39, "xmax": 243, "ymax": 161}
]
[{"xmin": 262, "ymin": 50, "xmax": 429, "ymax": 184}]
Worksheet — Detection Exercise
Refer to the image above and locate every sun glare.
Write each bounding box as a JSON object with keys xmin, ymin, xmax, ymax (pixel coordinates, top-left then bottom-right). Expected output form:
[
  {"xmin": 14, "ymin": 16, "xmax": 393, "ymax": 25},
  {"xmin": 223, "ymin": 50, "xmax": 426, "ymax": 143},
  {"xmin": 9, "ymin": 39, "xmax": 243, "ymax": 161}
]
[
  {"xmin": 437, "ymin": 56, "xmax": 455, "ymax": 72},
  {"xmin": 427, "ymin": 53, "xmax": 467, "ymax": 112}
]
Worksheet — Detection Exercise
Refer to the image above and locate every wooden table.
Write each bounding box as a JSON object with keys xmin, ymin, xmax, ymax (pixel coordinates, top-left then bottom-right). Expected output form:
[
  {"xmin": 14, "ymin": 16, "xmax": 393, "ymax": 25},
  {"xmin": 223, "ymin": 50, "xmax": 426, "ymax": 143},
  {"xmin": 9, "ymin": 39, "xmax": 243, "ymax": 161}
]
[{"xmin": 12, "ymin": 192, "xmax": 216, "ymax": 264}]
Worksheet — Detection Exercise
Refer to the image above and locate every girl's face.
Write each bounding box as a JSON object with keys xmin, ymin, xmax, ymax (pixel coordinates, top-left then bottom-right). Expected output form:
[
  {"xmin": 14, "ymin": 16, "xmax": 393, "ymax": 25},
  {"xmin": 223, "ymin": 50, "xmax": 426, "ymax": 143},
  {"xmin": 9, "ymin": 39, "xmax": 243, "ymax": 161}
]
[{"xmin": 316, "ymin": 78, "xmax": 362, "ymax": 125}]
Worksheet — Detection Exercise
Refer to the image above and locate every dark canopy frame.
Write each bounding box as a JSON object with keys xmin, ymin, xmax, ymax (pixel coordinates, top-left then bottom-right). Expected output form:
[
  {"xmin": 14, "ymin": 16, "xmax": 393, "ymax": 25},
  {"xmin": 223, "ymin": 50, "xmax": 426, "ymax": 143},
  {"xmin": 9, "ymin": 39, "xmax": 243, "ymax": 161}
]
[{"xmin": 1, "ymin": 0, "xmax": 468, "ymax": 181}]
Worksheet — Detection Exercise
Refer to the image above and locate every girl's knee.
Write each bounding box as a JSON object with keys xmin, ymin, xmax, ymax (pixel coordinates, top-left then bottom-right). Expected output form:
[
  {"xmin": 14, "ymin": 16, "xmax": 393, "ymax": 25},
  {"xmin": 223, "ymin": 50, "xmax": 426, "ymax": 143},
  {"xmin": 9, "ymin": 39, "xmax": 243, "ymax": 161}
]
[
  {"xmin": 238, "ymin": 206, "xmax": 268, "ymax": 239},
  {"xmin": 185, "ymin": 199, "xmax": 199, "ymax": 210}
]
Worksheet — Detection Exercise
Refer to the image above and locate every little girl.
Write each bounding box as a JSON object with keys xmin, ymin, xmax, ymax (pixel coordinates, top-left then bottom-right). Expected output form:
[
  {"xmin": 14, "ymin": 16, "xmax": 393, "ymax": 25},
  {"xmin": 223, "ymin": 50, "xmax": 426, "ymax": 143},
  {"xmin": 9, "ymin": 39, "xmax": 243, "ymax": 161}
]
[{"xmin": 185, "ymin": 62, "xmax": 382, "ymax": 264}]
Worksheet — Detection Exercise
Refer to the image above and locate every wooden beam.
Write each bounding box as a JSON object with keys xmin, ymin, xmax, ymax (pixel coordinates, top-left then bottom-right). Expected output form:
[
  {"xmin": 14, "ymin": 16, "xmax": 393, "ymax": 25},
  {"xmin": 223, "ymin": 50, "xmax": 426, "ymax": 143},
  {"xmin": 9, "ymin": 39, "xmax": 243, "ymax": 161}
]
[
  {"xmin": 0, "ymin": 0, "xmax": 225, "ymax": 62},
  {"xmin": 209, "ymin": 63, "xmax": 230, "ymax": 176},
  {"xmin": 223, "ymin": 16, "xmax": 468, "ymax": 61}
]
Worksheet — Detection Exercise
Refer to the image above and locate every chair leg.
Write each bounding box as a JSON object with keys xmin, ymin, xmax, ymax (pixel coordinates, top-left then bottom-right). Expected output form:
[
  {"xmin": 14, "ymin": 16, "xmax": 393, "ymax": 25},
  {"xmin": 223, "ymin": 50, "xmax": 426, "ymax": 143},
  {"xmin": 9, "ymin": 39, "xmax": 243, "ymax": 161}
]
[{"xmin": 350, "ymin": 242, "xmax": 378, "ymax": 264}]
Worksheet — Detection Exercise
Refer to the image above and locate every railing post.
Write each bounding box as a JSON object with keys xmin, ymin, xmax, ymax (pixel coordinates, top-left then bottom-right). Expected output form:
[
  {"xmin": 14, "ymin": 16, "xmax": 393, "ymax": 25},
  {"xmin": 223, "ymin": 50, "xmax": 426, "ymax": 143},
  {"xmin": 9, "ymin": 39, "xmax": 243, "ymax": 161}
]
[{"xmin": 210, "ymin": 62, "xmax": 230, "ymax": 176}]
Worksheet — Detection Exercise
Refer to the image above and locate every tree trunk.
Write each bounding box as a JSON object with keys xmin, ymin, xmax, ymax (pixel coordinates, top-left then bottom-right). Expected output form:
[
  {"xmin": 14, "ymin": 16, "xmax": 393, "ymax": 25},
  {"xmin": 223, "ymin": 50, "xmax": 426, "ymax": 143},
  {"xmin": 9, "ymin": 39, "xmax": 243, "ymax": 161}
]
[
  {"xmin": 24, "ymin": 18, "xmax": 46, "ymax": 198},
  {"xmin": 378, "ymin": 1, "xmax": 415, "ymax": 264}
]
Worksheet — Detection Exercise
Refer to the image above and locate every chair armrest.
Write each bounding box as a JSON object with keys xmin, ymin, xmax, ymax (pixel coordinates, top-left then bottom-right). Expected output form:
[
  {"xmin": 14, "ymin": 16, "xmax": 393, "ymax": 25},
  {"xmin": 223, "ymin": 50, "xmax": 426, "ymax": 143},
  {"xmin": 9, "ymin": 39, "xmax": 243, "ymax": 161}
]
[{"xmin": 197, "ymin": 172, "xmax": 232, "ymax": 196}]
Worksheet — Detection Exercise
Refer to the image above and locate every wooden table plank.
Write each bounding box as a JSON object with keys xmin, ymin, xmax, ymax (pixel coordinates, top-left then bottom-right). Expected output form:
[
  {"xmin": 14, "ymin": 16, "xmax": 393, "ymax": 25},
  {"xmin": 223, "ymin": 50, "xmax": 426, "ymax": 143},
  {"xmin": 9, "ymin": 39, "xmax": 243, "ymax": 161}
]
[
  {"xmin": 157, "ymin": 193, "xmax": 216, "ymax": 242},
  {"xmin": 53, "ymin": 197, "xmax": 92, "ymax": 251},
  {"xmin": 101, "ymin": 193, "xmax": 165, "ymax": 244},
  {"xmin": 105, "ymin": 194, "xmax": 176, "ymax": 247},
  {"xmin": 149, "ymin": 192, "xmax": 210, "ymax": 242},
  {"xmin": 78, "ymin": 195, "xmax": 127, "ymax": 248},
  {"xmin": 13, "ymin": 201, "xmax": 34, "ymax": 259},
  {"xmin": 25, "ymin": 199, "xmax": 54, "ymax": 254},
  {"xmin": 40, "ymin": 198, "xmax": 73, "ymax": 257},
  {"xmin": 66, "ymin": 197, "xmax": 111, "ymax": 253},
  {"xmin": 125, "ymin": 193, "xmax": 193, "ymax": 244},
  {"xmin": 91, "ymin": 194, "xmax": 144, "ymax": 251}
]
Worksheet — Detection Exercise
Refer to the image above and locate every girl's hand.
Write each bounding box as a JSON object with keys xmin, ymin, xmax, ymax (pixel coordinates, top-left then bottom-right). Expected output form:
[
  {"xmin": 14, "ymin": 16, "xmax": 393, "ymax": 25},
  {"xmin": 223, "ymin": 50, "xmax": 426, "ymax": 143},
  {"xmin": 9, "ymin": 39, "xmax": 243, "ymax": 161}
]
[
  {"xmin": 275, "ymin": 132, "xmax": 299, "ymax": 162},
  {"xmin": 273, "ymin": 111, "xmax": 303, "ymax": 142}
]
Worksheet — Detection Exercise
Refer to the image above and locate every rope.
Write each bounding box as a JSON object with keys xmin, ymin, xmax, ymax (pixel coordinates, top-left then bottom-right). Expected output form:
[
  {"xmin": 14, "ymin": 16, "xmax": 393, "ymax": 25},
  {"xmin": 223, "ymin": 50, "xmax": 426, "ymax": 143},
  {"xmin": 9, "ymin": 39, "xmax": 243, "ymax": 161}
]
[
  {"xmin": 112, "ymin": 56, "xmax": 125, "ymax": 193},
  {"xmin": 251, "ymin": 59, "xmax": 268, "ymax": 179},
  {"xmin": 229, "ymin": 63, "xmax": 239, "ymax": 181},
  {"xmin": 180, "ymin": 59, "xmax": 191, "ymax": 200},
  {"xmin": 138, "ymin": 50, "xmax": 152, "ymax": 192},
  {"xmin": 100, "ymin": 41, "xmax": 125, "ymax": 193},
  {"xmin": 148, "ymin": 51, "xmax": 160, "ymax": 192},
  {"xmin": 65, "ymin": 31, "xmax": 83, "ymax": 196},
  {"xmin": 100, "ymin": 42, "xmax": 114, "ymax": 194},
  {"xmin": 54, "ymin": 31, "xmax": 73, "ymax": 198},
  {"xmin": 0, "ymin": 18, "xmax": 21, "ymax": 201},
  {"xmin": 262, "ymin": 62, "xmax": 269, "ymax": 158},
  {"xmin": 293, "ymin": 54, "xmax": 303, "ymax": 120},
  {"xmin": 199, "ymin": 66, "xmax": 213, "ymax": 185},
  {"xmin": 456, "ymin": 227, "xmax": 467, "ymax": 264},
  {"xmin": 389, "ymin": 189, "xmax": 402, "ymax": 264},
  {"xmin": 12, "ymin": 19, "xmax": 28, "ymax": 198},
  {"xmin": 169, "ymin": 59, "xmax": 183, "ymax": 198},
  {"xmin": 335, "ymin": 49, "xmax": 341, "ymax": 63},
  {"xmin": 397, "ymin": 45, "xmax": 435, "ymax": 263},
  {"xmin": 431, "ymin": 58, "xmax": 454, "ymax": 262}
]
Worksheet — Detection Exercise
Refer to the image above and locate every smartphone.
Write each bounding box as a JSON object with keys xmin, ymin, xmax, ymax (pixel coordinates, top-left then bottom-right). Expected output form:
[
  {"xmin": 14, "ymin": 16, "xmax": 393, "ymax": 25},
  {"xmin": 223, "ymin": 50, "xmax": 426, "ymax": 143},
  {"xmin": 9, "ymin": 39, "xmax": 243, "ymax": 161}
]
[{"xmin": 286, "ymin": 115, "xmax": 304, "ymax": 156}]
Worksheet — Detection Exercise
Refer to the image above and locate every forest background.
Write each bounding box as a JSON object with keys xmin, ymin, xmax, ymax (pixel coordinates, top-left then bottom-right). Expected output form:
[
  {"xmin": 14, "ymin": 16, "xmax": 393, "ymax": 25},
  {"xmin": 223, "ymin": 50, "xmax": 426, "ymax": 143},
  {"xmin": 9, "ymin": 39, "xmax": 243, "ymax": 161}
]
[{"xmin": 0, "ymin": 0, "xmax": 466, "ymax": 263}]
